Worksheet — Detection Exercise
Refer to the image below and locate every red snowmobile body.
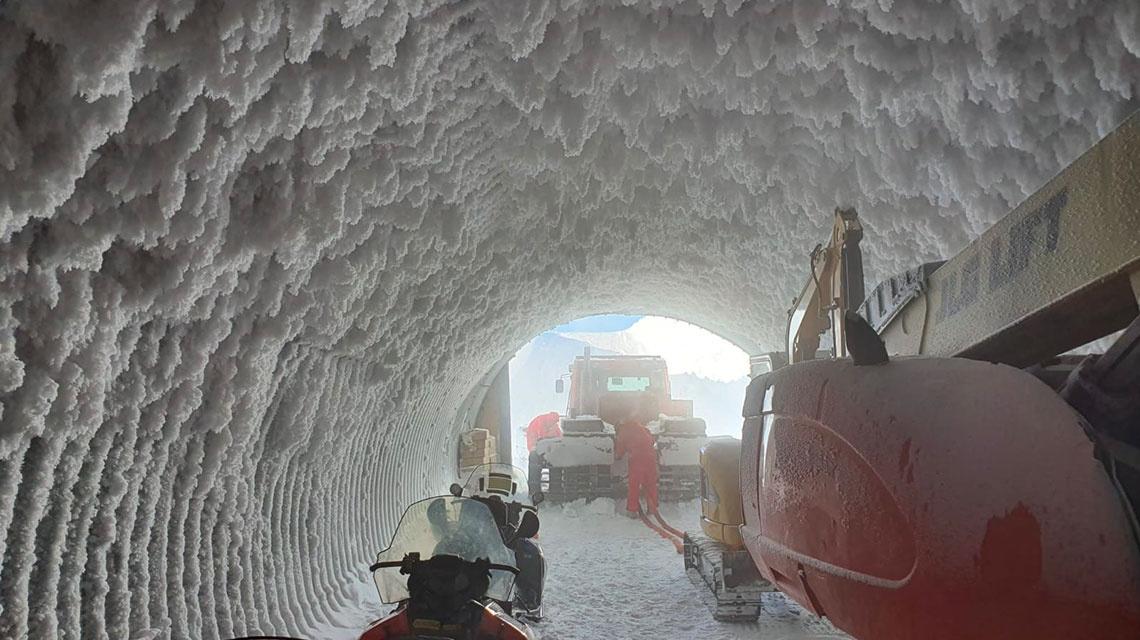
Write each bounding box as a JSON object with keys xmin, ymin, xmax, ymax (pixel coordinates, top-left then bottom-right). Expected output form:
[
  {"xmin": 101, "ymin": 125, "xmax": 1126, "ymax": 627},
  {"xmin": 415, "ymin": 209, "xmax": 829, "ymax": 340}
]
[
  {"xmin": 358, "ymin": 603, "xmax": 530, "ymax": 640},
  {"xmin": 740, "ymin": 357, "xmax": 1140, "ymax": 640},
  {"xmin": 365, "ymin": 496, "xmax": 534, "ymax": 640}
]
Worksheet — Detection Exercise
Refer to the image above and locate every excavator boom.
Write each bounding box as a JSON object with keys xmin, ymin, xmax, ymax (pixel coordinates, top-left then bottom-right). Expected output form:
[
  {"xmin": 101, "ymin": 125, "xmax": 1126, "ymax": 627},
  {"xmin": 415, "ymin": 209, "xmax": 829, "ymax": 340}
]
[{"xmin": 864, "ymin": 112, "xmax": 1140, "ymax": 366}]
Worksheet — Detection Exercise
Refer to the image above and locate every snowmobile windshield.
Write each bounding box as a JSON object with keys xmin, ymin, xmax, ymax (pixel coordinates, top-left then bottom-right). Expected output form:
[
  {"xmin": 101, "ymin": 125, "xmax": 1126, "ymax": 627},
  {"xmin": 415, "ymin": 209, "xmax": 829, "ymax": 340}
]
[
  {"xmin": 461, "ymin": 464, "xmax": 533, "ymax": 507},
  {"xmin": 372, "ymin": 497, "xmax": 517, "ymax": 604}
]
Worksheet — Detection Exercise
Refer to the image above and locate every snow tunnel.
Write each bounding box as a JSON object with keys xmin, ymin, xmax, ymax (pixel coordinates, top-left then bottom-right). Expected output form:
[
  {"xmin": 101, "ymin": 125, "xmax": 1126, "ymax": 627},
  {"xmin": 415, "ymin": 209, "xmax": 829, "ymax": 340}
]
[{"xmin": 1, "ymin": 1, "xmax": 1139, "ymax": 638}]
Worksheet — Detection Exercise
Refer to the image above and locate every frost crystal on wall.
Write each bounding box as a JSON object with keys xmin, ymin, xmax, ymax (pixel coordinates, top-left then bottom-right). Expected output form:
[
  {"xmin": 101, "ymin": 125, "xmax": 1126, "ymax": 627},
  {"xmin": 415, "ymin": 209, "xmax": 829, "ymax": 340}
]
[{"xmin": 0, "ymin": 0, "xmax": 1137, "ymax": 637}]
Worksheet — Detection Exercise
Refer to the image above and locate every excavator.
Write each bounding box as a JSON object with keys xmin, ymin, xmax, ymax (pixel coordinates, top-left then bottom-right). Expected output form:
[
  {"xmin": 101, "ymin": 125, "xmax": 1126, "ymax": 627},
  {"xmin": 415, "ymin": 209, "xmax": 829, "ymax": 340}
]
[
  {"xmin": 687, "ymin": 110, "xmax": 1140, "ymax": 638},
  {"xmin": 681, "ymin": 437, "xmax": 777, "ymax": 621}
]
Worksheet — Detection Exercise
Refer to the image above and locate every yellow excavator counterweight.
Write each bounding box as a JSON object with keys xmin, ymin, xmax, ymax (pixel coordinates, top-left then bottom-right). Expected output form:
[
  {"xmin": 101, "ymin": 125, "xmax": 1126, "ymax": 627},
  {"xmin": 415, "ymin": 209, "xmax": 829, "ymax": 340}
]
[{"xmin": 698, "ymin": 438, "xmax": 745, "ymax": 548}]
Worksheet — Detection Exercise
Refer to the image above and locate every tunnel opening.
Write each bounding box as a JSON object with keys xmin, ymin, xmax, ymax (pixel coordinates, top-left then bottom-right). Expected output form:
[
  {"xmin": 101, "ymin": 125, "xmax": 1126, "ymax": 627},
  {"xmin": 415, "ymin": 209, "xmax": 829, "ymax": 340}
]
[
  {"xmin": 436, "ymin": 313, "xmax": 847, "ymax": 640},
  {"xmin": 506, "ymin": 314, "xmax": 752, "ymax": 465},
  {"xmin": 450, "ymin": 313, "xmax": 755, "ymax": 483}
]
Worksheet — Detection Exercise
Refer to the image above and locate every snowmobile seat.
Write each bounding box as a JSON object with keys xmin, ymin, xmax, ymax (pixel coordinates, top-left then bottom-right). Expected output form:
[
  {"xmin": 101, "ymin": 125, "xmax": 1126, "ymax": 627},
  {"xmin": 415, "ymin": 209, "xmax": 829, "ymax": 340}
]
[{"xmin": 405, "ymin": 555, "xmax": 492, "ymax": 625}]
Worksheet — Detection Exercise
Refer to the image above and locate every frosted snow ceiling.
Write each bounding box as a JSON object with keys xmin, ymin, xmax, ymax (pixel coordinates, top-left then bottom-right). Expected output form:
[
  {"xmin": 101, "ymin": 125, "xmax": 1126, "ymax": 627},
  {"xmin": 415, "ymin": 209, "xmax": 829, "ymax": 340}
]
[{"xmin": 1, "ymin": 0, "xmax": 1138, "ymax": 637}]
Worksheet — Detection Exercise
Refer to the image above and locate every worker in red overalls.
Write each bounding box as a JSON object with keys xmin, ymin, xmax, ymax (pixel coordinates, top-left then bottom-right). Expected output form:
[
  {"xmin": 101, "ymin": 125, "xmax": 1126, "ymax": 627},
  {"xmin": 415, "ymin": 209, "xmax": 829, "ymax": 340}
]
[
  {"xmin": 526, "ymin": 411, "xmax": 562, "ymax": 452},
  {"xmin": 614, "ymin": 396, "xmax": 659, "ymax": 517}
]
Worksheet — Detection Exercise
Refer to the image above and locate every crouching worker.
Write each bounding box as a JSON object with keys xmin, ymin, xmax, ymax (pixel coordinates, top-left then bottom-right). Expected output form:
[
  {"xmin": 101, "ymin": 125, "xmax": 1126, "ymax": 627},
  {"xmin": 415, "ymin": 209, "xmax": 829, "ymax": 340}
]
[{"xmin": 614, "ymin": 399, "xmax": 659, "ymax": 518}]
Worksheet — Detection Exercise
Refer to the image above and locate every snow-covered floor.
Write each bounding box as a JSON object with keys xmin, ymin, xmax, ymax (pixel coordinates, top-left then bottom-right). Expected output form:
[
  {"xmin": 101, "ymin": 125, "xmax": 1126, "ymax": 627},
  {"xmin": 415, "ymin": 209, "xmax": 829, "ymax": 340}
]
[
  {"xmin": 536, "ymin": 499, "xmax": 848, "ymax": 640},
  {"xmin": 309, "ymin": 498, "xmax": 848, "ymax": 640}
]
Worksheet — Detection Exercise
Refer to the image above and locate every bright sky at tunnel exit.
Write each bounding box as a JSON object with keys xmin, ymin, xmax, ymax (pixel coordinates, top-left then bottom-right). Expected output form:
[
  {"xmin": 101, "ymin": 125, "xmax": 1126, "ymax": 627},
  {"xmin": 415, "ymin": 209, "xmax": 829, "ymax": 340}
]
[
  {"xmin": 551, "ymin": 314, "xmax": 642, "ymax": 333},
  {"xmin": 509, "ymin": 315, "xmax": 752, "ymax": 466}
]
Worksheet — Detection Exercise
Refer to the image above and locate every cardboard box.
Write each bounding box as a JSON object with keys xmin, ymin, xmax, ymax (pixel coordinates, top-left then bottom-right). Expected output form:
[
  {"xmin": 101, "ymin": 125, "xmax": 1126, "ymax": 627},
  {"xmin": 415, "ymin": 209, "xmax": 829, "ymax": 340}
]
[{"xmin": 459, "ymin": 429, "xmax": 496, "ymax": 469}]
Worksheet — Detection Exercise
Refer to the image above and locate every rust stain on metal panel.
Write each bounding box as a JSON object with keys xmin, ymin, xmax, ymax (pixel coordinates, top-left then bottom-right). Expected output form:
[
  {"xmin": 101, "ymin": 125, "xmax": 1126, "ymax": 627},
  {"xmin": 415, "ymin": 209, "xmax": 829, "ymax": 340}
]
[
  {"xmin": 898, "ymin": 438, "xmax": 911, "ymax": 475},
  {"xmin": 977, "ymin": 502, "xmax": 1043, "ymax": 590}
]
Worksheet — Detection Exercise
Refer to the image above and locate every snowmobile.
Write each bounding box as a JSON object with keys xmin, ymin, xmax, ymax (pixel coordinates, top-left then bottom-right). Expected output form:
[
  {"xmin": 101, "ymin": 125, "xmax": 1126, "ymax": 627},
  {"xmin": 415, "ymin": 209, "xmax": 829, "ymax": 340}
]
[
  {"xmin": 360, "ymin": 496, "xmax": 537, "ymax": 640},
  {"xmin": 450, "ymin": 464, "xmax": 546, "ymax": 622}
]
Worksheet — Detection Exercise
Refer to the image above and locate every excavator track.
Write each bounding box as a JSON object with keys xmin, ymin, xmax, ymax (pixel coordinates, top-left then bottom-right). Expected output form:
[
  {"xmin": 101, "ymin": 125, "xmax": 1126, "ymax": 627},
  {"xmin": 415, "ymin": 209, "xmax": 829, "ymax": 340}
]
[{"xmin": 683, "ymin": 532, "xmax": 773, "ymax": 622}]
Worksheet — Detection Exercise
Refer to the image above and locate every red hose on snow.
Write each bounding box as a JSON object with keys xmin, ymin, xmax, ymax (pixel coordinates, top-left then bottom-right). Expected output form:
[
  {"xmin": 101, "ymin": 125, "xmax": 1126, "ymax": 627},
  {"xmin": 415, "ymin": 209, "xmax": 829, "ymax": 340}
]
[
  {"xmin": 651, "ymin": 510, "xmax": 685, "ymax": 539},
  {"xmin": 638, "ymin": 507, "xmax": 683, "ymax": 553}
]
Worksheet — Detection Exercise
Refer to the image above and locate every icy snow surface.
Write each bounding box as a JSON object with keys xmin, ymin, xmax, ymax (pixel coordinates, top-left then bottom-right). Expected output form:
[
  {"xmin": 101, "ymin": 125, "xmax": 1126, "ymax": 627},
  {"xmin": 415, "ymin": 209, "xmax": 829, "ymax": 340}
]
[
  {"xmin": 305, "ymin": 499, "xmax": 850, "ymax": 640},
  {"xmin": 524, "ymin": 499, "xmax": 846, "ymax": 640},
  {"xmin": 1, "ymin": 0, "xmax": 1139, "ymax": 637}
]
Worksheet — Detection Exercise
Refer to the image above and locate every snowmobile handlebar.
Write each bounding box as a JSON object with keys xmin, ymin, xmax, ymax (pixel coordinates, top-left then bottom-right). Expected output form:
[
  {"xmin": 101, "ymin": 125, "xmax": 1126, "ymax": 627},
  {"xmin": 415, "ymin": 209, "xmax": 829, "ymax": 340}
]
[{"xmin": 369, "ymin": 558, "xmax": 520, "ymax": 575}]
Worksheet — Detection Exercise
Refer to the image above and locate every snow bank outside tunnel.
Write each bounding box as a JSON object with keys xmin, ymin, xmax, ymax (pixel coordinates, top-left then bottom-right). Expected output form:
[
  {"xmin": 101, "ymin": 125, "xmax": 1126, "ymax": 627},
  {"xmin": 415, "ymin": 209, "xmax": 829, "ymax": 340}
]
[{"xmin": 0, "ymin": 0, "xmax": 1138, "ymax": 637}]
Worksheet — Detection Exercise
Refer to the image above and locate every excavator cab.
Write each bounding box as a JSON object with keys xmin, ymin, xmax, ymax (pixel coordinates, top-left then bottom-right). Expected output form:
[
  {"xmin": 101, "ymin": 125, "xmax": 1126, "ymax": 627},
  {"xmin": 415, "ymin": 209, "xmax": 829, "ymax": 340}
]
[
  {"xmin": 689, "ymin": 111, "xmax": 1140, "ymax": 637},
  {"xmin": 734, "ymin": 112, "xmax": 1140, "ymax": 639}
]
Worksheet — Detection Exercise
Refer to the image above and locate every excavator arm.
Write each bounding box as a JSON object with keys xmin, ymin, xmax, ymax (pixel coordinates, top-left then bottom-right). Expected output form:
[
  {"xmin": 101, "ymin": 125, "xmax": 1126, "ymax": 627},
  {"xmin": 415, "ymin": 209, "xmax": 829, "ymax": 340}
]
[{"xmin": 785, "ymin": 208, "xmax": 866, "ymax": 363}]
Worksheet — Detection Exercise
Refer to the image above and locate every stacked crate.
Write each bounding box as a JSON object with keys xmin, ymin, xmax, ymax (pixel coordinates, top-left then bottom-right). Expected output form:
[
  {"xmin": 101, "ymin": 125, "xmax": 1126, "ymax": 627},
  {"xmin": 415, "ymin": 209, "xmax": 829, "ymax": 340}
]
[{"xmin": 458, "ymin": 428, "xmax": 497, "ymax": 472}]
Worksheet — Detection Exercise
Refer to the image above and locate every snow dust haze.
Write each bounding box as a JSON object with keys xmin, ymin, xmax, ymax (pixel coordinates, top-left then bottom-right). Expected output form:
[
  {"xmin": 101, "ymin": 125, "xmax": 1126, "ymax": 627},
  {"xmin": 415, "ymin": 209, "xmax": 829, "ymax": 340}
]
[{"xmin": 0, "ymin": 0, "xmax": 1137, "ymax": 637}]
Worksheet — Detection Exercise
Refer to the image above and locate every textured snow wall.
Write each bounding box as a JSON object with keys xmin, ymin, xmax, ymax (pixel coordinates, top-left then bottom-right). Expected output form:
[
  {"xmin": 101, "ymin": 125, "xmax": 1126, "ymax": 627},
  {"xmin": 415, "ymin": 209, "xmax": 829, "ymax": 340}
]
[{"xmin": 1, "ymin": 1, "xmax": 1139, "ymax": 638}]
